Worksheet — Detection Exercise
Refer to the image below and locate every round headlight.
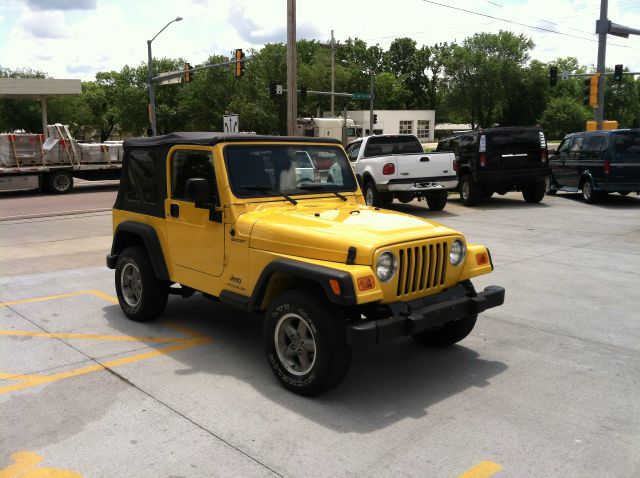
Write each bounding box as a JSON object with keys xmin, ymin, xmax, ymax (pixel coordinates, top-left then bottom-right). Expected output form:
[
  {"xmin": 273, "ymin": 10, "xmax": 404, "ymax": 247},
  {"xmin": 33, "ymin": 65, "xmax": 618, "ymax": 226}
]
[
  {"xmin": 449, "ymin": 240, "xmax": 466, "ymax": 266},
  {"xmin": 376, "ymin": 251, "xmax": 397, "ymax": 282}
]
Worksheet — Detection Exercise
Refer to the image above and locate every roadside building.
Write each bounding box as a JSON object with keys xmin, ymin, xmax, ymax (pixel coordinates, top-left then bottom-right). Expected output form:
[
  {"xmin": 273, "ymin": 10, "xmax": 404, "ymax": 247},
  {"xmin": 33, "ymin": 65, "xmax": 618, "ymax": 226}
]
[{"xmin": 334, "ymin": 110, "xmax": 436, "ymax": 143}]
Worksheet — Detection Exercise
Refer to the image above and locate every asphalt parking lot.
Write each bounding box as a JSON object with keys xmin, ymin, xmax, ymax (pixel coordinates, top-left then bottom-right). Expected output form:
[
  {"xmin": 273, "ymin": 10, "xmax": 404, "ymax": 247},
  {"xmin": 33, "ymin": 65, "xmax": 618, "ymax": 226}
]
[{"xmin": 1, "ymin": 191, "xmax": 639, "ymax": 477}]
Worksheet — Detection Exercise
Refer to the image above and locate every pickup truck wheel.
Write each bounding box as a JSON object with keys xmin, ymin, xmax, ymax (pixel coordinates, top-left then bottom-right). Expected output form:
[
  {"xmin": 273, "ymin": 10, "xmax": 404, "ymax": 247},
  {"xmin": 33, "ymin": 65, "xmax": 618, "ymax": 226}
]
[
  {"xmin": 364, "ymin": 181, "xmax": 391, "ymax": 207},
  {"xmin": 522, "ymin": 181, "xmax": 545, "ymax": 203},
  {"xmin": 412, "ymin": 314, "xmax": 478, "ymax": 347},
  {"xmin": 426, "ymin": 194, "xmax": 447, "ymax": 211},
  {"xmin": 46, "ymin": 171, "xmax": 74, "ymax": 194},
  {"xmin": 619, "ymin": 191, "xmax": 630, "ymax": 196},
  {"xmin": 459, "ymin": 174, "xmax": 481, "ymax": 206},
  {"xmin": 481, "ymin": 189, "xmax": 494, "ymax": 198},
  {"xmin": 545, "ymin": 176, "xmax": 557, "ymax": 195},
  {"xmin": 115, "ymin": 246, "xmax": 168, "ymax": 322},
  {"xmin": 264, "ymin": 289, "xmax": 351, "ymax": 396}
]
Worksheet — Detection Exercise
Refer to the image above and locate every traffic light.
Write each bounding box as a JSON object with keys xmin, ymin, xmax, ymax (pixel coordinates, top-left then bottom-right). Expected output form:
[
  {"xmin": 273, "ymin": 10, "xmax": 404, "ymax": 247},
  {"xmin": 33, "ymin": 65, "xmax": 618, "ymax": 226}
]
[
  {"xmin": 184, "ymin": 62, "xmax": 192, "ymax": 83},
  {"xmin": 614, "ymin": 64, "xmax": 623, "ymax": 82},
  {"xmin": 269, "ymin": 81, "xmax": 276, "ymax": 98},
  {"xmin": 583, "ymin": 74, "xmax": 599, "ymax": 108},
  {"xmin": 234, "ymin": 49, "xmax": 245, "ymax": 78},
  {"xmin": 549, "ymin": 66, "xmax": 558, "ymax": 87},
  {"xmin": 373, "ymin": 114, "xmax": 378, "ymax": 124},
  {"xmin": 300, "ymin": 84, "xmax": 307, "ymax": 101}
]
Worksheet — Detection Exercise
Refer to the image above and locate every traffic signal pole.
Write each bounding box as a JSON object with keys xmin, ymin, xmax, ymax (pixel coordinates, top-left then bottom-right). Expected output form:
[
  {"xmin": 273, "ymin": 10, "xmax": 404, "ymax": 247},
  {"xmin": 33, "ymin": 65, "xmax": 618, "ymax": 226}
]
[{"xmin": 594, "ymin": 0, "xmax": 608, "ymax": 128}]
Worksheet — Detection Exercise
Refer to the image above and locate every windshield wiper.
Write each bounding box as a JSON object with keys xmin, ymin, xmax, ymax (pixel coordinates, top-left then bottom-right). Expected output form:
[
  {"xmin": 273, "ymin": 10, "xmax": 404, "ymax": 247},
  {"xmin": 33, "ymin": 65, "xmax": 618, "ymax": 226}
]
[
  {"xmin": 297, "ymin": 183, "xmax": 348, "ymax": 201},
  {"xmin": 239, "ymin": 185, "xmax": 297, "ymax": 205}
]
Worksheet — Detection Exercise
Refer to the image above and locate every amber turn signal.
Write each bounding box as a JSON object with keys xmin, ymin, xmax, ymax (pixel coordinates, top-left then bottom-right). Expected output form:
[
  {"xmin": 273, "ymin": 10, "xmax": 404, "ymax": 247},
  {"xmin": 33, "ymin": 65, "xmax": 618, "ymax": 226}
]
[
  {"xmin": 329, "ymin": 279, "xmax": 341, "ymax": 295},
  {"xmin": 476, "ymin": 252, "xmax": 489, "ymax": 266},
  {"xmin": 357, "ymin": 276, "xmax": 376, "ymax": 291}
]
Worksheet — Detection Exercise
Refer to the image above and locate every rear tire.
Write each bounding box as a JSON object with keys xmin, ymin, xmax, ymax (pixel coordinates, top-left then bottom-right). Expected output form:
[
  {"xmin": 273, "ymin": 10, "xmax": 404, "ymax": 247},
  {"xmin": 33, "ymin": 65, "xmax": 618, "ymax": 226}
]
[
  {"xmin": 264, "ymin": 289, "xmax": 351, "ymax": 396},
  {"xmin": 46, "ymin": 171, "xmax": 74, "ymax": 194},
  {"xmin": 115, "ymin": 246, "xmax": 168, "ymax": 322},
  {"xmin": 426, "ymin": 194, "xmax": 447, "ymax": 211},
  {"xmin": 545, "ymin": 176, "xmax": 557, "ymax": 195},
  {"xmin": 581, "ymin": 178, "xmax": 601, "ymax": 204},
  {"xmin": 619, "ymin": 191, "xmax": 629, "ymax": 196},
  {"xmin": 364, "ymin": 180, "xmax": 391, "ymax": 207},
  {"xmin": 459, "ymin": 174, "xmax": 481, "ymax": 206},
  {"xmin": 481, "ymin": 189, "xmax": 494, "ymax": 198},
  {"xmin": 412, "ymin": 315, "xmax": 478, "ymax": 347},
  {"xmin": 522, "ymin": 181, "xmax": 545, "ymax": 203}
]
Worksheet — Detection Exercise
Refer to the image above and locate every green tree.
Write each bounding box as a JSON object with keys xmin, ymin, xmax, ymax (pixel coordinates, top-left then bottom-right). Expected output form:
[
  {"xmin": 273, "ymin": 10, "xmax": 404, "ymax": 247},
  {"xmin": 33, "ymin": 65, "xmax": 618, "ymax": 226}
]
[
  {"xmin": 0, "ymin": 67, "xmax": 48, "ymax": 133},
  {"xmin": 539, "ymin": 97, "xmax": 591, "ymax": 139}
]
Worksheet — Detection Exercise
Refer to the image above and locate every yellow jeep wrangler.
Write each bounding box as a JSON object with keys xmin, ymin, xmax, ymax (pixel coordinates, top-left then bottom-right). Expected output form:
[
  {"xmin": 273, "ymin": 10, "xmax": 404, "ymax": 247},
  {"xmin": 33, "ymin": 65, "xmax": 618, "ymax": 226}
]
[{"xmin": 107, "ymin": 133, "xmax": 505, "ymax": 395}]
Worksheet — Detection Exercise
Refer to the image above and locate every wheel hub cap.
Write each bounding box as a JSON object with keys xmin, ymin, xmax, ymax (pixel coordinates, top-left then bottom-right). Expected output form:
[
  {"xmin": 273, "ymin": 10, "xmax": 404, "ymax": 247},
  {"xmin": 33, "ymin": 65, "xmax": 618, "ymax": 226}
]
[
  {"xmin": 120, "ymin": 263, "xmax": 142, "ymax": 307},
  {"xmin": 274, "ymin": 313, "xmax": 316, "ymax": 376}
]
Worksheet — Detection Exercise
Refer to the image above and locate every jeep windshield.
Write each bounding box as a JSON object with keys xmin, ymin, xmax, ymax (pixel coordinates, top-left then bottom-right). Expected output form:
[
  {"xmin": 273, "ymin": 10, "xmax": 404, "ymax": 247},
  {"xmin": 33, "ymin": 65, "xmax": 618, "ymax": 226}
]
[{"xmin": 224, "ymin": 144, "xmax": 357, "ymax": 199}]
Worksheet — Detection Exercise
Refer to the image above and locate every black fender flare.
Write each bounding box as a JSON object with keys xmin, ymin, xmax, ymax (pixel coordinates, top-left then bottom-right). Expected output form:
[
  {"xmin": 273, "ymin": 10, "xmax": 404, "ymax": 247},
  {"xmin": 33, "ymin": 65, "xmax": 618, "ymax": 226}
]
[
  {"xmin": 249, "ymin": 258, "xmax": 357, "ymax": 310},
  {"xmin": 579, "ymin": 171, "xmax": 597, "ymax": 189},
  {"xmin": 108, "ymin": 221, "xmax": 169, "ymax": 280}
]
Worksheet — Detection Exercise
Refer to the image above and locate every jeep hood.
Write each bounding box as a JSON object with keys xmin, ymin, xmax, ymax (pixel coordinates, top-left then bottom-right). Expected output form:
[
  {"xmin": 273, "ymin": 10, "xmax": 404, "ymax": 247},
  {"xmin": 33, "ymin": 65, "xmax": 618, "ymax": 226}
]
[{"xmin": 246, "ymin": 204, "xmax": 459, "ymax": 265}]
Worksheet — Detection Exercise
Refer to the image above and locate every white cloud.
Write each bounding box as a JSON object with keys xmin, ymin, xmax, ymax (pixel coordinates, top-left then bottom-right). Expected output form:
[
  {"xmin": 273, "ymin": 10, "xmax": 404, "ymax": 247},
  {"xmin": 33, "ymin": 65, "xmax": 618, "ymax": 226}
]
[{"xmin": 0, "ymin": 0, "xmax": 637, "ymax": 81}]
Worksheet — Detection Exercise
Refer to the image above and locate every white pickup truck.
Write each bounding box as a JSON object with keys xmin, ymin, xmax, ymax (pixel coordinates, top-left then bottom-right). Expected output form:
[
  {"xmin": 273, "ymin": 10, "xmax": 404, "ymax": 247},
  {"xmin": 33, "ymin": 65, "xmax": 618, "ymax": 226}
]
[{"xmin": 341, "ymin": 134, "xmax": 457, "ymax": 209}]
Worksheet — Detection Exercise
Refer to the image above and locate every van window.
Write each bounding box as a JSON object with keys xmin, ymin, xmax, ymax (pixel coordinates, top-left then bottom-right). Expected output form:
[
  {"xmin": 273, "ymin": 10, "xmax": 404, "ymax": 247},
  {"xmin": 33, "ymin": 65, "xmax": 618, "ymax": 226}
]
[
  {"xmin": 570, "ymin": 137, "xmax": 585, "ymax": 153},
  {"xmin": 126, "ymin": 149, "xmax": 159, "ymax": 204},
  {"xmin": 613, "ymin": 132, "xmax": 640, "ymax": 160},
  {"xmin": 556, "ymin": 138, "xmax": 571, "ymax": 154},
  {"xmin": 584, "ymin": 136, "xmax": 607, "ymax": 154}
]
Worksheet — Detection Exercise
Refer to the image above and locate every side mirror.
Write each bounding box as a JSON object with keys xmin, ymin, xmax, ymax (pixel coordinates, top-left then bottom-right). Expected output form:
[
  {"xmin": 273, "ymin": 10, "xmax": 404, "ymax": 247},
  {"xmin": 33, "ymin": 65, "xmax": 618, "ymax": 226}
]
[{"xmin": 185, "ymin": 177, "xmax": 210, "ymax": 204}]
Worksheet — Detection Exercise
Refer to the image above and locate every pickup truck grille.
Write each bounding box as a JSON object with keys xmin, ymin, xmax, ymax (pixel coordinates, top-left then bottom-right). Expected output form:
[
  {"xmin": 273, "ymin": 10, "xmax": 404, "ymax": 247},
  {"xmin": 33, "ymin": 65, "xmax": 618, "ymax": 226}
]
[{"xmin": 396, "ymin": 241, "xmax": 448, "ymax": 297}]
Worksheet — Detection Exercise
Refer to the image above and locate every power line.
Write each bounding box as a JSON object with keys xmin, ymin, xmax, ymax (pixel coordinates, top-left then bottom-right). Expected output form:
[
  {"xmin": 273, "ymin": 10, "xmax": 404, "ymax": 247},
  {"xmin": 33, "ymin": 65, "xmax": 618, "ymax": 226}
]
[{"xmin": 421, "ymin": 0, "xmax": 637, "ymax": 49}]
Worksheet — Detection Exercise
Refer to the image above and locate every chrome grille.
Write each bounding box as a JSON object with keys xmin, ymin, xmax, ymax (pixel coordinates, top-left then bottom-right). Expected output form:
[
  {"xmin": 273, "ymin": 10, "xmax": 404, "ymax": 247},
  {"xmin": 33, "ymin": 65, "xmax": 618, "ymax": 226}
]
[{"xmin": 396, "ymin": 241, "xmax": 448, "ymax": 297}]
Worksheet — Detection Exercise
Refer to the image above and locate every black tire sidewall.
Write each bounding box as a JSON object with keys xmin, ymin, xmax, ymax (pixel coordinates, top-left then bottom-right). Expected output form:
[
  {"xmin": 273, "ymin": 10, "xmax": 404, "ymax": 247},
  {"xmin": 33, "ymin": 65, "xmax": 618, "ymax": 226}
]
[
  {"xmin": 115, "ymin": 247, "xmax": 167, "ymax": 322},
  {"xmin": 426, "ymin": 194, "xmax": 447, "ymax": 210},
  {"xmin": 47, "ymin": 171, "xmax": 73, "ymax": 194},
  {"xmin": 264, "ymin": 291, "xmax": 349, "ymax": 395}
]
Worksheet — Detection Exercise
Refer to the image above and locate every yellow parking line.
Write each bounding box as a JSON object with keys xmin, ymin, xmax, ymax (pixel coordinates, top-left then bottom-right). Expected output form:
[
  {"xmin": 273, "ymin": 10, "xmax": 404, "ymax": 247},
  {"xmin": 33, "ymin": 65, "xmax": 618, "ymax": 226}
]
[
  {"xmin": 0, "ymin": 335, "xmax": 212, "ymax": 395},
  {"xmin": 0, "ymin": 291, "xmax": 96, "ymax": 307},
  {"xmin": 457, "ymin": 461, "xmax": 503, "ymax": 478},
  {"xmin": 0, "ymin": 330, "xmax": 181, "ymax": 343}
]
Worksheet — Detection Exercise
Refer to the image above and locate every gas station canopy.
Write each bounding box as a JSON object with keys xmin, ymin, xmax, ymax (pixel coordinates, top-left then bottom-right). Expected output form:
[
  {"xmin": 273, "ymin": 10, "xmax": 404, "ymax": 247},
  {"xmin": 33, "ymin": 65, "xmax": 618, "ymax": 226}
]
[{"xmin": 0, "ymin": 78, "xmax": 82, "ymax": 135}]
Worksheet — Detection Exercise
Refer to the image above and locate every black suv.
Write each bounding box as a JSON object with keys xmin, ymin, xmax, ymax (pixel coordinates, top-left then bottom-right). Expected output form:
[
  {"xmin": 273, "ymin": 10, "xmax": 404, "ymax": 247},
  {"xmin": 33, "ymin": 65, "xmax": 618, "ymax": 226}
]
[
  {"xmin": 547, "ymin": 129, "xmax": 640, "ymax": 203},
  {"xmin": 436, "ymin": 127, "xmax": 550, "ymax": 206}
]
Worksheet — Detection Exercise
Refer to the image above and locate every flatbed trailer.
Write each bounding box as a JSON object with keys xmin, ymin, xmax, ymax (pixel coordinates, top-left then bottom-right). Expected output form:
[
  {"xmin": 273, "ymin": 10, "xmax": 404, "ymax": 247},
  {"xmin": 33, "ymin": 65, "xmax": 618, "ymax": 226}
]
[{"xmin": 0, "ymin": 124, "xmax": 123, "ymax": 194}]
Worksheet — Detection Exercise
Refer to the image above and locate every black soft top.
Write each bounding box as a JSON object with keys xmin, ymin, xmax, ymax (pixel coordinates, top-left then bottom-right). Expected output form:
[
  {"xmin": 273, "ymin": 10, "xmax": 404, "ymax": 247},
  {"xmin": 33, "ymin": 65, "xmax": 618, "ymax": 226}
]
[{"xmin": 123, "ymin": 132, "xmax": 342, "ymax": 148}]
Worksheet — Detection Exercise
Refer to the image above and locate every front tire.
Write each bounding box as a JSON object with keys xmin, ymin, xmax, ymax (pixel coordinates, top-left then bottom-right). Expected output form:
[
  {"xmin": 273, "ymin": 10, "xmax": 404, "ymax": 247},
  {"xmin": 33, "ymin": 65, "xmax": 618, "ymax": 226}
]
[
  {"xmin": 412, "ymin": 315, "xmax": 478, "ymax": 347},
  {"xmin": 264, "ymin": 290, "xmax": 351, "ymax": 396},
  {"xmin": 522, "ymin": 181, "xmax": 546, "ymax": 203},
  {"xmin": 115, "ymin": 246, "xmax": 168, "ymax": 322},
  {"xmin": 545, "ymin": 176, "xmax": 557, "ymax": 195},
  {"xmin": 459, "ymin": 174, "xmax": 481, "ymax": 206}
]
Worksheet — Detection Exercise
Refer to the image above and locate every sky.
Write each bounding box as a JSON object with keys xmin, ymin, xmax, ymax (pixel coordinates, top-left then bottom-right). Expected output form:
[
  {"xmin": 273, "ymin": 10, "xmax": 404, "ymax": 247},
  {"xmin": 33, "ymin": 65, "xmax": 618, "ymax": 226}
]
[{"xmin": 0, "ymin": 0, "xmax": 639, "ymax": 81}]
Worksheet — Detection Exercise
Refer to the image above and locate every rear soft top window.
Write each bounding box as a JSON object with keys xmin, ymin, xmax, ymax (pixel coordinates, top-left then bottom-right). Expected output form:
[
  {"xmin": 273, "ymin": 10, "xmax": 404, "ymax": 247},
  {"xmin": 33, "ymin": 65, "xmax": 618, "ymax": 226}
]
[
  {"xmin": 613, "ymin": 132, "xmax": 640, "ymax": 159},
  {"xmin": 363, "ymin": 136, "xmax": 423, "ymax": 157}
]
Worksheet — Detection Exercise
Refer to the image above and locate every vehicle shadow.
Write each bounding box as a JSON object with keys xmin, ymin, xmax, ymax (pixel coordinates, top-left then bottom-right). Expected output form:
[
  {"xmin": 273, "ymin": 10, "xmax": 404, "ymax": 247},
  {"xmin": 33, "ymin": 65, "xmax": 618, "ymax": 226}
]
[
  {"xmin": 0, "ymin": 181, "xmax": 119, "ymax": 198},
  {"xmin": 101, "ymin": 296, "xmax": 508, "ymax": 434},
  {"xmin": 447, "ymin": 194, "xmax": 552, "ymax": 210},
  {"xmin": 553, "ymin": 192, "xmax": 640, "ymax": 208}
]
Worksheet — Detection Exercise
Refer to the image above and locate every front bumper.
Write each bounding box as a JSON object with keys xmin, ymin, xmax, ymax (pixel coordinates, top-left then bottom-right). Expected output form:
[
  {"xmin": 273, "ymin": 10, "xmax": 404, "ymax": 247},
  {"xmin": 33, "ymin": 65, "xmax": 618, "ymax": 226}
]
[
  {"xmin": 347, "ymin": 284, "xmax": 505, "ymax": 346},
  {"xmin": 384, "ymin": 177, "xmax": 458, "ymax": 192}
]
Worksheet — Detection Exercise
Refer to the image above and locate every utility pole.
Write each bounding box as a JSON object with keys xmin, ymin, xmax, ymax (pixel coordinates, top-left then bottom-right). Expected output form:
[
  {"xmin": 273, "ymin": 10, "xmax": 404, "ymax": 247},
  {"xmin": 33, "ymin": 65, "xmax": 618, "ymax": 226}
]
[
  {"xmin": 369, "ymin": 71, "xmax": 374, "ymax": 136},
  {"xmin": 594, "ymin": 0, "xmax": 608, "ymax": 127},
  {"xmin": 286, "ymin": 0, "xmax": 297, "ymax": 136},
  {"xmin": 330, "ymin": 30, "xmax": 335, "ymax": 115}
]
